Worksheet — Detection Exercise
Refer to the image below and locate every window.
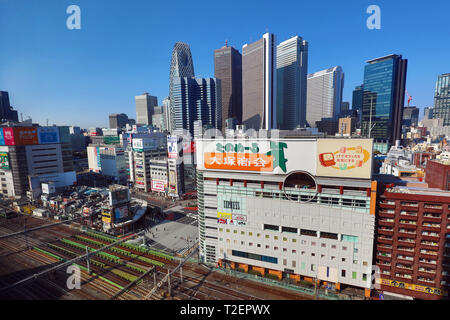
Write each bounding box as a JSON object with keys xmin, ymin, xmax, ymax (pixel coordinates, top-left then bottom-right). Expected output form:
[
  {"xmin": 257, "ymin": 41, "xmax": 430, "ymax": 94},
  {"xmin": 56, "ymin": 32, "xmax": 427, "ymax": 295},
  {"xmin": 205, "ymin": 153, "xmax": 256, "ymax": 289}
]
[
  {"xmin": 292, "ymin": 249, "xmax": 297, "ymax": 254},
  {"xmin": 311, "ymin": 264, "xmax": 316, "ymax": 271},
  {"xmin": 321, "ymin": 243, "xmax": 326, "ymax": 248},
  {"xmin": 257, "ymin": 233, "xmax": 261, "ymax": 238},
  {"xmin": 300, "ymin": 229, "xmax": 317, "ymax": 237},
  {"xmin": 249, "ymin": 232, "xmax": 253, "ymax": 236},
  {"xmin": 283, "ymin": 248, "xmax": 287, "ymax": 252},
  {"xmin": 292, "ymin": 239, "xmax": 297, "ymax": 243},
  {"xmin": 257, "ymin": 244, "xmax": 261, "ymax": 248},
  {"xmin": 292, "ymin": 261, "xmax": 296, "ymax": 268},
  {"xmin": 283, "ymin": 237, "xmax": 287, "ymax": 241},
  {"xmin": 226, "ymin": 229, "xmax": 230, "ymax": 233},
  {"xmin": 342, "ymin": 258, "xmax": 346, "ymax": 262},
  {"xmin": 311, "ymin": 253, "xmax": 315, "ymax": 257},
  {"xmin": 342, "ymin": 270, "xmax": 346, "ymax": 277},
  {"xmin": 363, "ymin": 261, "xmax": 368, "ymax": 267},
  {"xmin": 352, "ymin": 272, "xmax": 357, "ymax": 280},
  {"xmin": 301, "ymin": 262, "xmax": 306, "ymax": 270},
  {"xmin": 283, "ymin": 259, "xmax": 287, "ymax": 266},
  {"xmin": 320, "ymin": 231, "xmax": 338, "ymax": 240},
  {"xmin": 241, "ymin": 241, "xmax": 244, "ymax": 245},
  {"xmin": 264, "ymin": 224, "xmax": 279, "ymax": 231},
  {"xmin": 342, "ymin": 246, "xmax": 347, "ymax": 251},
  {"xmin": 282, "ymin": 226, "xmax": 298, "ymax": 233},
  {"xmin": 265, "ymin": 245, "xmax": 270, "ymax": 249},
  {"xmin": 354, "ymin": 248, "xmax": 358, "ymax": 253},
  {"xmin": 274, "ymin": 246, "xmax": 278, "ymax": 251},
  {"xmin": 241, "ymin": 231, "xmax": 245, "ymax": 235},
  {"xmin": 362, "ymin": 273, "xmax": 367, "ymax": 281},
  {"xmin": 331, "ymin": 245, "xmax": 336, "ymax": 249},
  {"xmin": 312, "ymin": 242, "xmax": 316, "ymax": 246},
  {"xmin": 331, "ymin": 256, "xmax": 336, "ymax": 260},
  {"xmin": 342, "ymin": 235, "xmax": 359, "ymax": 243},
  {"xmin": 301, "ymin": 240, "xmax": 307, "ymax": 245},
  {"xmin": 353, "ymin": 260, "xmax": 358, "ymax": 264},
  {"xmin": 219, "ymin": 228, "xmax": 223, "ymax": 232},
  {"xmin": 249, "ymin": 242, "xmax": 253, "ymax": 246},
  {"xmin": 234, "ymin": 230, "xmax": 237, "ymax": 234},
  {"xmin": 265, "ymin": 235, "xmax": 270, "ymax": 239}
]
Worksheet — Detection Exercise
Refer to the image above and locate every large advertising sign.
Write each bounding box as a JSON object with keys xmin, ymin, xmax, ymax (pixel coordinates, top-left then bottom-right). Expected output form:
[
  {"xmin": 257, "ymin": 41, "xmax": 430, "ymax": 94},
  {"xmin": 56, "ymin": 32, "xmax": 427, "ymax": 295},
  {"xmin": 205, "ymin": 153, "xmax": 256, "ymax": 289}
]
[
  {"xmin": 133, "ymin": 138, "xmax": 143, "ymax": 151},
  {"xmin": 108, "ymin": 188, "xmax": 130, "ymax": 206},
  {"xmin": 114, "ymin": 205, "xmax": 129, "ymax": 222},
  {"xmin": 316, "ymin": 139, "xmax": 373, "ymax": 179},
  {"xmin": 0, "ymin": 129, "xmax": 5, "ymax": 146},
  {"xmin": 167, "ymin": 136, "xmax": 178, "ymax": 159},
  {"xmin": 0, "ymin": 152, "xmax": 10, "ymax": 170},
  {"xmin": 151, "ymin": 179, "xmax": 166, "ymax": 192},
  {"xmin": 3, "ymin": 127, "xmax": 39, "ymax": 146},
  {"xmin": 377, "ymin": 278, "xmax": 447, "ymax": 297},
  {"xmin": 58, "ymin": 126, "xmax": 71, "ymax": 144},
  {"xmin": 38, "ymin": 127, "xmax": 60, "ymax": 144},
  {"xmin": 217, "ymin": 195, "xmax": 247, "ymax": 226},
  {"xmin": 196, "ymin": 138, "xmax": 373, "ymax": 179}
]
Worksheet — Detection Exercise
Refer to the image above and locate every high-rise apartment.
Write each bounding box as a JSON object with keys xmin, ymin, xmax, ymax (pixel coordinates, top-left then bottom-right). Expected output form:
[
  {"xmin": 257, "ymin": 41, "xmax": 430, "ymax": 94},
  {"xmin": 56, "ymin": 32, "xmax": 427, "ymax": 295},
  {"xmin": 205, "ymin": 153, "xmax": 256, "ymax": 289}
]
[
  {"xmin": 171, "ymin": 77, "xmax": 221, "ymax": 136},
  {"xmin": 169, "ymin": 42, "xmax": 195, "ymax": 132},
  {"xmin": 242, "ymin": 33, "xmax": 277, "ymax": 130},
  {"xmin": 432, "ymin": 73, "xmax": 450, "ymax": 125},
  {"xmin": 135, "ymin": 93, "xmax": 158, "ymax": 125},
  {"xmin": 361, "ymin": 54, "xmax": 407, "ymax": 144},
  {"xmin": 306, "ymin": 67, "xmax": 344, "ymax": 128},
  {"xmin": 276, "ymin": 36, "xmax": 308, "ymax": 129},
  {"xmin": 214, "ymin": 43, "xmax": 242, "ymax": 129}
]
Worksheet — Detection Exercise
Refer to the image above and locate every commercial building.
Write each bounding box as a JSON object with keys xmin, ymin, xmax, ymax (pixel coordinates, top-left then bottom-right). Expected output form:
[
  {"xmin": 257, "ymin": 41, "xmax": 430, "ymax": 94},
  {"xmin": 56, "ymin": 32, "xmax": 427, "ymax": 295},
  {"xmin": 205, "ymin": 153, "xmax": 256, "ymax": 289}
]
[
  {"xmin": 171, "ymin": 77, "xmax": 221, "ymax": 136},
  {"xmin": 152, "ymin": 106, "xmax": 167, "ymax": 132},
  {"xmin": 432, "ymin": 74, "xmax": 450, "ymax": 126},
  {"xmin": 149, "ymin": 158, "xmax": 168, "ymax": 193},
  {"xmin": 375, "ymin": 184, "xmax": 450, "ymax": 300},
  {"xmin": 87, "ymin": 144, "xmax": 128, "ymax": 184},
  {"xmin": 196, "ymin": 131, "xmax": 377, "ymax": 297},
  {"xmin": 0, "ymin": 126, "xmax": 75, "ymax": 198},
  {"xmin": 276, "ymin": 36, "xmax": 308, "ymax": 130},
  {"xmin": 242, "ymin": 33, "xmax": 277, "ymax": 130},
  {"xmin": 424, "ymin": 107, "xmax": 433, "ymax": 120},
  {"xmin": 169, "ymin": 42, "xmax": 195, "ymax": 132},
  {"xmin": 127, "ymin": 134, "xmax": 167, "ymax": 192},
  {"xmin": 361, "ymin": 54, "xmax": 408, "ymax": 144},
  {"xmin": 403, "ymin": 107, "xmax": 419, "ymax": 128},
  {"xmin": 109, "ymin": 113, "xmax": 130, "ymax": 129},
  {"xmin": 425, "ymin": 160, "xmax": 450, "ymax": 191},
  {"xmin": 306, "ymin": 66, "xmax": 344, "ymax": 128},
  {"xmin": 214, "ymin": 43, "xmax": 242, "ymax": 129},
  {"xmin": 135, "ymin": 93, "xmax": 158, "ymax": 125},
  {"xmin": 0, "ymin": 91, "xmax": 19, "ymax": 122},
  {"xmin": 338, "ymin": 117, "xmax": 357, "ymax": 136}
]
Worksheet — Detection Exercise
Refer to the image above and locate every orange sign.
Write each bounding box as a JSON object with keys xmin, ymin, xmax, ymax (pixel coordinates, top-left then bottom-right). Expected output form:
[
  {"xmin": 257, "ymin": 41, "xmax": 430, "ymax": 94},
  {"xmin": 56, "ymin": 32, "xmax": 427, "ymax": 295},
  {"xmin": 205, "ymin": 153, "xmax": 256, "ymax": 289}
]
[{"xmin": 204, "ymin": 152, "xmax": 273, "ymax": 172}]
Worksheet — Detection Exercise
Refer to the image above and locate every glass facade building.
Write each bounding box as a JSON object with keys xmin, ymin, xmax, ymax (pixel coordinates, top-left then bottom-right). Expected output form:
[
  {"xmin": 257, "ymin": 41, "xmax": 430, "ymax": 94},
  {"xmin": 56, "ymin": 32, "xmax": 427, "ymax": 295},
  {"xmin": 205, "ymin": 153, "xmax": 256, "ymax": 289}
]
[
  {"xmin": 361, "ymin": 54, "xmax": 407, "ymax": 144},
  {"xmin": 171, "ymin": 77, "xmax": 221, "ymax": 136},
  {"xmin": 432, "ymin": 73, "xmax": 450, "ymax": 125}
]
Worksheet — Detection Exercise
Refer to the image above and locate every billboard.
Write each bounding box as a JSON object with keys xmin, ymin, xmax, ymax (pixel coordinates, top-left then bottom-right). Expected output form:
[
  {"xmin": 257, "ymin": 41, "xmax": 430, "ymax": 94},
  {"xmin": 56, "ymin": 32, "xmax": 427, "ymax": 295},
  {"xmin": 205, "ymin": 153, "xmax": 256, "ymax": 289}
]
[
  {"xmin": 133, "ymin": 138, "xmax": 144, "ymax": 151},
  {"xmin": 2, "ymin": 127, "xmax": 39, "ymax": 146},
  {"xmin": 217, "ymin": 195, "xmax": 247, "ymax": 226},
  {"xmin": 316, "ymin": 139, "xmax": 373, "ymax": 179},
  {"xmin": 196, "ymin": 138, "xmax": 373, "ymax": 179},
  {"xmin": 0, "ymin": 152, "xmax": 10, "ymax": 170},
  {"xmin": 38, "ymin": 127, "xmax": 60, "ymax": 144},
  {"xmin": 104, "ymin": 136, "xmax": 120, "ymax": 145},
  {"xmin": 151, "ymin": 179, "xmax": 166, "ymax": 192},
  {"xmin": 114, "ymin": 205, "xmax": 129, "ymax": 222},
  {"xmin": 108, "ymin": 188, "xmax": 130, "ymax": 206},
  {"xmin": 167, "ymin": 136, "xmax": 178, "ymax": 159},
  {"xmin": 0, "ymin": 129, "xmax": 5, "ymax": 145}
]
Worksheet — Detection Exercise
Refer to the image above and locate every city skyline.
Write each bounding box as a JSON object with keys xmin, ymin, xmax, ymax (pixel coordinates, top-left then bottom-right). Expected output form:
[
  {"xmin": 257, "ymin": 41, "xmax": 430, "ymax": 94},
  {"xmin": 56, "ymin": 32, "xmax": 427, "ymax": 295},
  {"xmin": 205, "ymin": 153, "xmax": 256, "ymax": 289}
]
[{"xmin": 1, "ymin": 1, "xmax": 449, "ymax": 128}]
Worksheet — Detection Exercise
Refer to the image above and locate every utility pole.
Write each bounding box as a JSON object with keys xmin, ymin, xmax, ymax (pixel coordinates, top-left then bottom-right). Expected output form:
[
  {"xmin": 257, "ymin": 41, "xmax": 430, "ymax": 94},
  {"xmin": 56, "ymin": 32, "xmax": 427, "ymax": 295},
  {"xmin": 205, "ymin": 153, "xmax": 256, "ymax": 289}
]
[
  {"xmin": 86, "ymin": 246, "xmax": 90, "ymax": 274},
  {"xmin": 167, "ymin": 269, "xmax": 171, "ymax": 297}
]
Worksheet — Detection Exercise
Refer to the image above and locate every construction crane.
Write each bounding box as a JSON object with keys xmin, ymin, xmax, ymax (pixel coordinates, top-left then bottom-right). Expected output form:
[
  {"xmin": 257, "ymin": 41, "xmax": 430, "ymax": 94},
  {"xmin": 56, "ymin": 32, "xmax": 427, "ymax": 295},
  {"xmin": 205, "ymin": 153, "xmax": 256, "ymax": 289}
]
[{"xmin": 406, "ymin": 90, "xmax": 413, "ymax": 106}]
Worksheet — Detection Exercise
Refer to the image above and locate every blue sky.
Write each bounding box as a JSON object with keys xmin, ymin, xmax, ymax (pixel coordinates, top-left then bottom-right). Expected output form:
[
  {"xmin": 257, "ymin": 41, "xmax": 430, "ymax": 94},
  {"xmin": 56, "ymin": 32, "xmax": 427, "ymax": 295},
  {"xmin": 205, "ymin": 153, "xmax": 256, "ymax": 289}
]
[{"xmin": 0, "ymin": 0, "xmax": 449, "ymax": 128}]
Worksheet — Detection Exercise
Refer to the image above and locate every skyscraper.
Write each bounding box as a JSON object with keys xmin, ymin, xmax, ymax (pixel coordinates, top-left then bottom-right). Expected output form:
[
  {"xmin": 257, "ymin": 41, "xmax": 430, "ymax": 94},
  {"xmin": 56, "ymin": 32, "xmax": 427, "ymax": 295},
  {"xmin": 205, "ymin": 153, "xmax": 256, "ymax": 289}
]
[
  {"xmin": 214, "ymin": 43, "xmax": 242, "ymax": 130},
  {"xmin": 171, "ymin": 77, "xmax": 221, "ymax": 136},
  {"xmin": 361, "ymin": 54, "xmax": 407, "ymax": 143},
  {"xmin": 242, "ymin": 33, "xmax": 277, "ymax": 130},
  {"xmin": 424, "ymin": 106, "xmax": 433, "ymax": 120},
  {"xmin": 402, "ymin": 106, "xmax": 419, "ymax": 127},
  {"xmin": 169, "ymin": 42, "xmax": 195, "ymax": 132},
  {"xmin": 0, "ymin": 91, "xmax": 19, "ymax": 122},
  {"xmin": 135, "ymin": 93, "xmax": 157, "ymax": 125},
  {"xmin": 432, "ymin": 73, "xmax": 450, "ymax": 125},
  {"xmin": 306, "ymin": 66, "xmax": 344, "ymax": 128},
  {"xmin": 109, "ymin": 113, "xmax": 129, "ymax": 129},
  {"xmin": 276, "ymin": 36, "xmax": 308, "ymax": 129}
]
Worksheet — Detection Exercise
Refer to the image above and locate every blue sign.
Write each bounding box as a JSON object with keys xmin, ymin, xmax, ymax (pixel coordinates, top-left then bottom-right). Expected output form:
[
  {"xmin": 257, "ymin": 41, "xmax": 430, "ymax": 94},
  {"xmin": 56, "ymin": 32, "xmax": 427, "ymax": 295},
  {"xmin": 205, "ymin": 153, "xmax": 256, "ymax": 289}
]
[
  {"xmin": 0, "ymin": 128, "xmax": 5, "ymax": 146},
  {"xmin": 38, "ymin": 127, "xmax": 60, "ymax": 144}
]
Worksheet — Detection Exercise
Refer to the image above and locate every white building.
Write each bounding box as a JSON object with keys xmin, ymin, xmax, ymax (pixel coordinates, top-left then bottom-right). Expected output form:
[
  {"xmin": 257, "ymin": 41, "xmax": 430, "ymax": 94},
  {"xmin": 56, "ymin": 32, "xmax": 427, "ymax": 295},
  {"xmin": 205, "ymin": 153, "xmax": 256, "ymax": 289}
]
[
  {"xmin": 306, "ymin": 66, "xmax": 344, "ymax": 128},
  {"xmin": 196, "ymin": 131, "xmax": 376, "ymax": 295},
  {"xmin": 87, "ymin": 145, "xmax": 127, "ymax": 184}
]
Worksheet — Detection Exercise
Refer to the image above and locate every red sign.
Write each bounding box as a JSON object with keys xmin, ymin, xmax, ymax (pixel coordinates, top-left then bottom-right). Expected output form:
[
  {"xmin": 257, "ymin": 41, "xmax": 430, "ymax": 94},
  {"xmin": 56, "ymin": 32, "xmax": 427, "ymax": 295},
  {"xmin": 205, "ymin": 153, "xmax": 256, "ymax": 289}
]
[
  {"xmin": 2, "ymin": 127, "xmax": 38, "ymax": 146},
  {"xmin": 151, "ymin": 179, "xmax": 166, "ymax": 192}
]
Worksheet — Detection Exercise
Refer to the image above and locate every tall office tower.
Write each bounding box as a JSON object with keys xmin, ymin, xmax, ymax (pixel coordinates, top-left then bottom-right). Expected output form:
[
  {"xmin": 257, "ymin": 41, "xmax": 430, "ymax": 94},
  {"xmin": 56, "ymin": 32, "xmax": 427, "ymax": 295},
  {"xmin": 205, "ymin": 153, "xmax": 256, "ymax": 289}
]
[
  {"xmin": 171, "ymin": 77, "xmax": 221, "ymax": 136},
  {"xmin": 402, "ymin": 106, "xmax": 419, "ymax": 127},
  {"xmin": 242, "ymin": 33, "xmax": 277, "ymax": 130},
  {"xmin": 306, "ymin": 66, "xmax": 344, "ymax": 128},
  {"xmin": 169, "ymin": 42, "xmax": 195, "ymax": 132},
  {"xmin": 109, "ymin": 113, "xmax": 129, "ymax": 129},
  {"xmin": 352, "ymin": 85, "xmax": 364, "ymax": 112},
  {"xmin": 341, "ymin": 102, "xmax": 350, "ymax": 112},
  {"xmin": 423, "ymin": 106, "xmax": 433, "ymax": 120},
  {"xmin": 135, "ymin": 93, "xmax": 157, "ymax": 125},
  {"xmin": 361, "ymin": 54, "xmax": 407, "ymax": 144},
  {"xmin": 0, "ymin": 91, "xmax": 19, "ymax": 122},
  {"xmin": 432, "ymin": 73, "xmax": 450, "ymax": 125},
  {"xmin": 276, "ymin": 36, "xmax": 308, "ymax": 129},
  {"xmin": 214, "ymin": 43, "xmax": 243, "ymax": 129}
]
